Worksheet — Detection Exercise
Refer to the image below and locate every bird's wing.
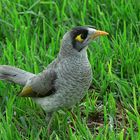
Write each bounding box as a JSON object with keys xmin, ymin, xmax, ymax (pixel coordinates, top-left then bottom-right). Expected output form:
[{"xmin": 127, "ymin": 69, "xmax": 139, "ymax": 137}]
[{"xmin": 19, "ymin": 69, "xmax": 57, "ymax": 97}]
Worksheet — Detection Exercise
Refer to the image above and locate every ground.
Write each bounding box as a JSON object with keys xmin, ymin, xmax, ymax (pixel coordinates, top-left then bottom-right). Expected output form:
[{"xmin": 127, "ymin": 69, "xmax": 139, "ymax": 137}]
[{"xmin": 0, "ymin": 0, "xmax": 140, "ymax": 139}]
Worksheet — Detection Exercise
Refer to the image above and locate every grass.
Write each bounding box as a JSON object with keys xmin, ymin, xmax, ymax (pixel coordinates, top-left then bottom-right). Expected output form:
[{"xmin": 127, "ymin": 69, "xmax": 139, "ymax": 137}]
[{"xmin": 0, "ymin": 0, "xmax": 140, "ymax": 139}]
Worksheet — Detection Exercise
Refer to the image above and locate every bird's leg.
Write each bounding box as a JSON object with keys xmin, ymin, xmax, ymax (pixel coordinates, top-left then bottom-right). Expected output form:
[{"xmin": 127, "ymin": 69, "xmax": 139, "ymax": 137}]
[
  {"xmin": 45, "ymin": 112, "xmax": 54, "ymax": 134},
  {"xmin": 45, "ymin": 112, "xmax": 53, "ymax": 122}
]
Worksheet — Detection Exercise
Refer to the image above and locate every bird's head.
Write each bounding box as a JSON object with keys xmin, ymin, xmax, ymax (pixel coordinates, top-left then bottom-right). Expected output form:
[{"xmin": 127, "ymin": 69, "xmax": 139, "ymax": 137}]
[{"xmin": 60, "ymin": 26, "xmax": 109, "ymax": 57}]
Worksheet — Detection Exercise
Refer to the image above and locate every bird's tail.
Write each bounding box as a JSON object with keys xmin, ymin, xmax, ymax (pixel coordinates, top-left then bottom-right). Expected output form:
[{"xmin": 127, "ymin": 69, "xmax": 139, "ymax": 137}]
[{"xmin": 0, "ymin": 65, "xmax": 35, "ymax": 86}]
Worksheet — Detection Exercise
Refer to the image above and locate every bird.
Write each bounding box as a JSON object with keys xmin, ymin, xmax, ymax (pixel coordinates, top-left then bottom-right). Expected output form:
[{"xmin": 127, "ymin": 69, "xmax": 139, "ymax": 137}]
[{"xmin": 0, "ymin": 26, "xmax": 108, "ymax": 121}]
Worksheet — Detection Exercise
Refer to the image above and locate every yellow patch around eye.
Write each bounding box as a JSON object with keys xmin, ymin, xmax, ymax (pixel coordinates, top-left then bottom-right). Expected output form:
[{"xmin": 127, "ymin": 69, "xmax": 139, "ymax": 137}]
[{"xmin": 75, "ymin": 34, "xmax": 84, "ymax": 42}]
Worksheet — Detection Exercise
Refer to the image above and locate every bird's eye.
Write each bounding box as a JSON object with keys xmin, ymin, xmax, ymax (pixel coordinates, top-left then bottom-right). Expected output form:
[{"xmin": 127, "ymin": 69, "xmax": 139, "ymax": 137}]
[
  {"xmin": 81, "ymin": 33, "xmax": 87, "ymax": 39},
  {"xmin": 75, "ymin": 33, "xmax": 87, "ymax": 43}
]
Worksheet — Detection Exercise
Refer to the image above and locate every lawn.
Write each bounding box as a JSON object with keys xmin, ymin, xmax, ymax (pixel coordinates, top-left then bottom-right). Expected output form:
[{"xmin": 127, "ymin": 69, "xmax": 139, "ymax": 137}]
[{"xmin": 0, "ymin": 0, "xmax": 140, "ymax": 139}]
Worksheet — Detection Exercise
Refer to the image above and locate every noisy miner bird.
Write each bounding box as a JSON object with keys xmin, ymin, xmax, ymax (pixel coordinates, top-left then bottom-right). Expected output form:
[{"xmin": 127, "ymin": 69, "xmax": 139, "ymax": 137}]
[{"xmin": 0, "ymin": 26, "xmax": 108, "ymax": 121}]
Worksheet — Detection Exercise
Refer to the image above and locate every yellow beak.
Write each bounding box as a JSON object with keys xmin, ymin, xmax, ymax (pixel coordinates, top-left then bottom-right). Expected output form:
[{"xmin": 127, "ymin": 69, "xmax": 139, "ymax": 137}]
[{"xmin": 90, "ymin": 30, "xmax": 109, "ymax": 40}]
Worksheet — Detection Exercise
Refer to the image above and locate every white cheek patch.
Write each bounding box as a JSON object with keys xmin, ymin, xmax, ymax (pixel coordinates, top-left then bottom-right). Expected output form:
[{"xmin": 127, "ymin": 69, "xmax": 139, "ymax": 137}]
[{"xmin": 88, "ymin": 28, "xmax": 96, "ymax": 35}]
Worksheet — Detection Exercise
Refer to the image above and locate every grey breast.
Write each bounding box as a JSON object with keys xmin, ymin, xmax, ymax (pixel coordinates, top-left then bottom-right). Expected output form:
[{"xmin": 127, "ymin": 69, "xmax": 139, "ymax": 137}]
[{"xmin": 54, "ymin": 56, "xmax": 92, "ymax": 107}]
